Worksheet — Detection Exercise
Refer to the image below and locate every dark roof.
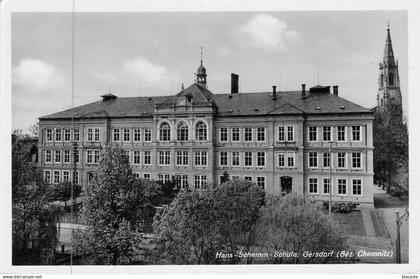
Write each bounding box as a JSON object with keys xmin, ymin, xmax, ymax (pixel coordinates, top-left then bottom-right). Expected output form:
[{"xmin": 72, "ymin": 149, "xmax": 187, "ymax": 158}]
[{"xmin": 39, "ymin": 84, "xmax": 372, "ymax": 120}]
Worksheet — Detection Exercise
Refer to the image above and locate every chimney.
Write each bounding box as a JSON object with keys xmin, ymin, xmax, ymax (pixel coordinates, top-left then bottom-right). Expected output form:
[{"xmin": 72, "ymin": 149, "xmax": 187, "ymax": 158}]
[
  {"xmin": 272, "ymin": 85, "xmax": 277, "ymax": 100},
  {"xmin": 333, "ymin": 85, "xmax": 338, "ymax": 96},
  {"xmin": 301, "ymin": 84, "xmax": 306, "ymax": 99},
  {"xmin": 231, "ymin": 73, "xmax": 239, "ymax": 94}
]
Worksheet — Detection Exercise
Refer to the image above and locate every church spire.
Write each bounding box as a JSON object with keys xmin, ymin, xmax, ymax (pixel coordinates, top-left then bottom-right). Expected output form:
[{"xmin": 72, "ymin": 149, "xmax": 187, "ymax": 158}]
[{"xmin": 383, "ymin": 22, "xmax": 395, "ymax": 66}]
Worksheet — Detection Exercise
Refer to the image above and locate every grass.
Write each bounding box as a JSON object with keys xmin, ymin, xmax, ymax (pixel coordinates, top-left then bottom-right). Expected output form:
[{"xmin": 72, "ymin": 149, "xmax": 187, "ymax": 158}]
[{"xmin": 322, "ymin": 209, "xmax": 366, "ymax": 236}]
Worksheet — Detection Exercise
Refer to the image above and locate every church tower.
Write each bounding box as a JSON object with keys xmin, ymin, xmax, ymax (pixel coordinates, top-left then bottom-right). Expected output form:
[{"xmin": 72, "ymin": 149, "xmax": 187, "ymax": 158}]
[
  {"xmin": 377, "ymin": 24, "xmax": 402, "ymax": 116},
  {"xmin": 195, "ymin": 47, "xmax": 207, "ymax": 88}
]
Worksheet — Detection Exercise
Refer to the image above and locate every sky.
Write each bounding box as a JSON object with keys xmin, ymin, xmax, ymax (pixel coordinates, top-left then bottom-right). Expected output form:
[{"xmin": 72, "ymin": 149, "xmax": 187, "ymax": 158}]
[{"xmin": 11, "ymin": 11, "xmax": 407, "ymax": 132}]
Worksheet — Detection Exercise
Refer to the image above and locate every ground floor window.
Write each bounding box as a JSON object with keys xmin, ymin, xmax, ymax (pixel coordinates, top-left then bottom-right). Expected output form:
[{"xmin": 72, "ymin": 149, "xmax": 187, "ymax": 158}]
[
  {"xmin": 158, "ymin": 174, "xmax": 171, "ymax": 183},
  {"xmin": 62, "ymin": 170, "xmax": 70, "ymax": 183},
  {"xmin": 194, "ymin": 175, "xmax": 207, "ymax": 190},
  {"xmin": 257, "ymin": 176, "xmax": 265, "ymax": 190},
  {"xmin": 73, "ymin": 171, "xmax": 79, "ymax": 184},
  {"xmin": 244, "ymin": 176, "xmax": 252, "ymax": 182},
  {"xmin": 144, "ymin": 173, "xmax": 151, "ymax": 180},
  {"xmin": 44, "ymin": 170, "xmax": 51, "ymax": 184},
  {"xmin": 352, "ymin": 179, "xmax": 362, "ymax": 195},
  {"xmin": 53, "ymin": 170, "xmax": 60, "ymax": 184},
  {"xmin": 338, "ymin": 179, "xmax": 347, "ymax": 195},
  {"xmin": 323, "ymin": 178, "xmax": 330, "ymax": 194},
  {"xmin": 309, "ymin": 178, "xmax": 318, "ymax": 194},
  {"xmin": 175, "ymin": 174, "xmax": 188, "ymax": 189}
]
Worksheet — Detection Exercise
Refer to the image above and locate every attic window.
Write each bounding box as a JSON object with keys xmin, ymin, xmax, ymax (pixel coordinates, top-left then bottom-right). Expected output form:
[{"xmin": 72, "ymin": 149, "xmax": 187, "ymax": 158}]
[
  {"xmin": 101, "ymin": 94, "xmax": 117, "ymax": 101},
  {"xmin": 229, "ymin": 109, "xmax": 233, "ymax": 113},
  {"xmin": 120, "ymin": 112, "xmax": 126, "ymax": 115},
  {"xmin": 340, "ymin": 106, "xmax": 345, "ymax": 110},
  {"xmin": 316, "ymin": 107, "xmax": 321, "ymax": 110},
  {"xmin": 73, "ymin": 112, "xmax": 79, "ymax": 116},
  {"xmin": 254, "ymin": 109, "xmax": 259, "ymax": 112}
]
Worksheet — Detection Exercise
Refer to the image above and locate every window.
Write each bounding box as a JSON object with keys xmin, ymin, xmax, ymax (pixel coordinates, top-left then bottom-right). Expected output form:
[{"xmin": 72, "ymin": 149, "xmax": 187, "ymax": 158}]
[
  {"xmin": 64, "ymin": 150, "xmax": 70, "ymax": 163},
  {"xmin": 133, "ymin": 129, "xmax": 141, "ymax": 142},
  {"xmin": 73, "ymin": 171, "xmax": 79, "ymax": 184},
  {"xmin": 195, "ymin": 151, "xmax": 207, "ymax": 166},
  {"xmin": 278, "ymin": 152, "xmax": 295, "ymax": 167},
  {"xmin": 220, "ymin": 152, "xmax": 228, "ymax": 166},
  {"xmin": 308, "ymin": 126, "xmax": 317, "ymax": 141},
  {"xmin": 134, "ymin": 173, "xmax": 141, "ymax": 178},
  {"xmin": 352, "ymin": 126, "xmax": 361, "ymax": 141},
  {"xmin": 87, "ymin": 172, "xmax": 94, "ymax": 185},
  {"xmin": 194, "ymin": 175, "xmax": 207, "ymax": 190},
  {"xmin": 308, "ymin": 152, "xmax": 318, "ymax": 168},
  {"xmin": 123, "ymin": 128, "xmax": 130, "ymax": 142},
  {"xmin": 257, "ymin": 127, "xmax": 265, "ymax": 142},
  {"xmin": 278, "ymin": 126, "xmax": 285, "ymax": 141},
  {"xmin": 44, "ymin": 170, "xmax": 51, "ymax": 183},
  {"xmin": 244, "ymin": 127, "xmax": 252, "ymax": 142},
  {"xmin": 338, "ymin": 179, "xmax": 347, "ymax": 195},
  {"xmin": 287, "ymin": 153, "xmax": 295, "ymax": 167},
  {"xmin": 64, "ymin": 129, "xmax": 71, "ymax": 142},
  {"xmin": 55, "ymin": 129, "xmax": 62, "ymax": 142},
  {"xmin": 159, "ymin": 151, "xmax": 171, "ymax": 166},
  {"xmin": 309, "ymin": 178, "xmax": 318, "ymax": 194},
  {"xmin": 323, "ymin": 152, "xmax": 330, "ymax": 168},
  {"xmin": 231, "ymin": 175, "xmax": 240, "ymax": 180},
  {"xmin": 53, "ymin": 171, "xmax": 60, "ymax": 184},
  {"xmin": 257, "ymin": 152, "xmax": 265, "ymax": 167},
  {"xmin": 46, "ymin": 129, "xmax": 52, "ymax": 142},
  {"xmin": 86, "ymin": 150, "xmax": 93, "ymax": 164},
  {"xmin": 94, "ymin": 150, "xmax": 100, "ymax": 163},
  {"xmin": 73, "ymin": 129, "xmax": 80, "ymax": 141},
  {"xmin": 158, "ymin": 174, "xmax": 171, "ymax": 183},
  {"xmin": 323, "ymin": 178, "xmax": 330, "ymax": 194},
  {"xmin": 352, "ymin": 179, "xmax": 362, "ymax": 195},
  {"xmin": 337, "ymin": 152, "xmax": 346, "ymax": 168},
  {"xmin": 176, "ymin": 151, "xmax": 189, "ymax": 166},
  {"xmin": 389, "ymin": 73, "xmax": 394, "ymax": 86},
  {"xmin": 54, "ymin": 150, "xmax": 61, "ymax": 163},
  {"xmin": 231, "ymin": 152, "xmax": 240, "ymax": 166},
  {"xmin": 337, "ymin": 126, "xmax": 346, "ymax": 141},
  {"xmin": 352, "ymin": 152, "xmax": 362, "ymax": 169},
  {"xmin": 177, "ymin": 122, "xmax": 189, "ymax": 141},
  {"xmin": 244, "ymin": 152, "xmax": 253, "ymax": 167},
  {"xmin": 287, "ymin": 126, "xmax": 294, "ymax": 141},
  {"xmin": 87, "ymin": 128, "xmax": 93, "ymax": 141},
  {"xmin": 244, "ymin": 176, "xmax": 253, "ymax": 182},
  {"xmin": 195, "ymin": 121, "xmax": 207, "ymax": 141},
  {"xmin": 175, "ymin": 174, "xmax": 188, "ymax": 189},
  {"xmin": 278, "ymin": 153, "xmax": 285, "ymax": 167},
  {"xmin": 74, "ymin": 150, "xmax": 79, "ymax": 163},
  {"xmin": 113, "ymin": 129, "xmax": 120, "ymax": 142},
  {"xmin": 62, "ymin": 171, "xmax": 70, "ymax": 183},
  {"xmin": 232, "ymin": 127, "xmax": 240, "ymax": 142},
  {"xmin": 257, "ymin": 177, "xmax": 266, "ymax": 190},
  {"xmin": 144, "ymin": 173, "xmax": 151, "ymax": 180},
  {"xmin": 144, "ymin": 151, "xmax": 151, "ymax": 165},
  {"xmin": 144, "ymin": 128, "xmax": 152, "ymax": 142},
  {"xmin": 94, "ymin": 128, "xmax": 100, "ymax": 141},
  {"xmin": 45, "ymin": 150, "xmax": 52, "ymax": 163},
  {"xmin": 323, "ymin": 126, "xmax": 331, "ymax": 141},
  {"xmin": 133, "ymin": 151, "xmax": 141, "ymax": 165},
  {"xmin": 219, "ymin": 128, "xmax": 228, "ymax": 142},
  {"xmin": 159, "ymin": 122, "xmax": 171, "ymax": 141}
]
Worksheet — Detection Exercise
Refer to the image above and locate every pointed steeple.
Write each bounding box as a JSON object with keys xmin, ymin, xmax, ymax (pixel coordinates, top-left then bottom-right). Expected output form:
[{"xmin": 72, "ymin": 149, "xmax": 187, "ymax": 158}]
[
  {"xmin": 195, "ymin": 46, "xmax": 207, "ymax": 88},
  {"xmin": 383, "ymin": 22, "xmax": 395, "ymax": 66}
]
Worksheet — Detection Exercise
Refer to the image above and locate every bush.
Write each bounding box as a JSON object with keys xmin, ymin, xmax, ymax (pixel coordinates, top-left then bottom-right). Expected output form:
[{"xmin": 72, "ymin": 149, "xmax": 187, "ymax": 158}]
[{"xmin": 324, "ymin": 201, "xmax": 359, "ymax": 213}]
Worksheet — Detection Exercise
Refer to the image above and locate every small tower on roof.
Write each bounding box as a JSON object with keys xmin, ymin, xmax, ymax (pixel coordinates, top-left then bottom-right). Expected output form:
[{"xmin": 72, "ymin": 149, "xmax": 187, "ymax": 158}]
[
  {"xmin": 195, "ymin": 47, "xmax": 207, "ymax": 88},
  {"xmin": 377, "ymin": 22, "xmax": 402, "ymax": 116}
]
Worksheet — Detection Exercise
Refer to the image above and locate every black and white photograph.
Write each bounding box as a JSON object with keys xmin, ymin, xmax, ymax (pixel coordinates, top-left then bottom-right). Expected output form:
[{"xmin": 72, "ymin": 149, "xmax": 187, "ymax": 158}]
[{"xmin": 1, "ymin": 0, "xmax": 419, "ymax": 276}]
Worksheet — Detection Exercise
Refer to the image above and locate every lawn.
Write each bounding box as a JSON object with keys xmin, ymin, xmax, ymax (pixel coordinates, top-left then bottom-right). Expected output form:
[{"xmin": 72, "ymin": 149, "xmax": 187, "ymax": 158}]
[{"xmin": 323, "ymin": 209, "xmax": 366, "ymax": 236}]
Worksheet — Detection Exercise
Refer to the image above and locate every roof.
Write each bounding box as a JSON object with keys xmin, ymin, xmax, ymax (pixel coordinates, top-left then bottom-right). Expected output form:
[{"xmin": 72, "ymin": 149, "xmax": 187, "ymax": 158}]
[{"xmin": 39, "ymin": 84, "xmax": 372, "ymax": 120}]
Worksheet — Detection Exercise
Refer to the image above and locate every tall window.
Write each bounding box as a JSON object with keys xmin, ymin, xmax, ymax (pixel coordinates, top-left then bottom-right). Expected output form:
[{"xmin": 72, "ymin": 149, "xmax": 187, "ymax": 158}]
[
  {"xmin": 175, "ymin": 174, "xmax": 188, "ymax": 189},
  {"xmin": 244, "ymin": 127, "xmax": 252, "ymax": 142},
  {"xmin": 123, "ymin": 128, "xmax": 130, "ymax": 142},
  {"xmin": 323, "ymin": 178, "xmax": 330, "ymax": 194},
  {"xmin": 53, "ymin": 170, "xmax": 60, "ymax": 184},
  {"xmin": 177, "ymin": 122, "xmax": 189, "ymax": 141},
  {"xmin": 63, "ymin": 150, "xmax": 70, "ymax": 163},
  {"xmin": 45, "ymin": 150, "xmax": 52, "ymax": 163},
  {"xmin": 62, "ymin": 171, "xmax": 70, "ymax": 183},
  {"xmin": 232, "ymin": 127, "xmax": 240, "ymax": 142},
  {"xmin": 308, "ymin": 126, "xmax": 317, "ymax": 141},
  {"xmin": 352, "ymin": 126, "xmax": 361, "ymax": 141},
  {"xmin": 338, "ymin": 179, "xmax": 347, "ymax": 195},
  {"xmin": 44, "ymin": 170, "xmax": 51, "ymax": 183},
  {"xmin": 73, "ymin": 129, "xmax": 80, "ymax": 141},
  {"xmin": 389, "ymin": 73, "xmax": 394, "ymax": 86},
  {"xmin": 244, "ymin": 152, "xmax": 252, "ymax": 166},
  {"xmin": 323, "ymin": 152, "xmax": 330, "ymax": 168},
  {"xmin": 159, "ymin": 122, "xmax": 171, "ymax": 141},
  {"xmin": 323, "ymin": 126, "xmax": 331, "ymax": 141},
  {"xmin": 194, "ymin": 175, "xmax": 207, "ymax": 190},
  {"xmin": 73, "ymin": 171, "xmax": 79, "ymax": 184},
  {"xmin": 195, "ymin": 151, "xmax": 207, "ymax": 166},
  {"xmin": 279, "ymin": 152, "xmax": 295, "ymax": 167},
  {"xmin": 352, "ymin": 179, "xmax": 362, "ymax": 195},
  {"xmin": 74, "ymin": 150, "xmax": 79, "ymax": 163},
  {"xmin": 176, "ymin": 151, "xmax": 189, "ymax": 166},
  {"xmin": 54, "ymin": 150, "xmax": 61, "ymax": 163},
  {"xmin": 219, "ymin": 128, "xmax": 228, "ymax": 142},
  {"xmin": 309, "ymin": 178, "xmax": 318, "ymax": 194},
  {"xmin": 133, "ymin": 151, "xmax": 141, "ymax": 165},
  {"xmin": 144, "ymin": 150, "xmax": 151, "ymax": 165},
  {"xmin": 64, "ymin": 129, "xmax": 71, "ymax": 142},
  {"xmin": 257, "ymin": 152, "xmax": 265, "ymax": 167},
  {"xmin": 87, "ymin": 128, "xmax": 93, "ymax": 141},
  {"xmin": 287, "ymin": 126, "xmax": 294, "ymax": 141},
  {"xmin": 278, "ymin": 153, "xmax": 285, "ymax": 167},
  {"xmin": 352, "ymin": 152, "xmax": 361, "ymax": 169},
  {"xmin": 55, "ymin": 129, "xmax": 62, "ymax": 142},
  {"xmin": 159, "ymin": 151, "xmax": 171, "ymax": 165},
  {"xmin": 94, "ymin": 150, "xmax": 100, "ymax": 163},
  {"xmin": 337, "ymin": 126, "xmax": 346, "ymax": 141},
  {"xmin": 158, "ymin": 174, "xmax": 171, "ymax": 183},
  {"xmin": 46, "ymin": 129, "xmax": 52, "ymax": 142},
  {"xmin": 86, "ymin": 150, "xmax": 93, "ymax": 164},
  {"xmin": 278, "ymin": 126, "xmax": 285, "ymax": 141},
  {"xmin": 308, "ymin": 152, "xmax": 318, "ymax": 168},
  {"xmin": 144, "ymin": 128, "xmax": 152, "ymax": 142},
  {"xmin": 231, "ymin": 152, "xmax": 240, "ymax": 166},
  {"xmin": 195, "ymin": 121, "xmax": 207, "ymax": 141},
  {"xmin": 220, "ymin": 152, "xmax": 228, "ymax": 166},
  {"xmin": 257, "ymin": 177, "xmax": 265, "ymax": 190},
  {"xmin": 133, "ymin": 129, "xmax": 141, "ymax": 142},
  {"xmin": 337, "ymin": 152, "xmax": 346, "ymax": 168},
  {"xmin": 94, "ymin": 128, "xmax": 100, "ymax": 141},
  {"xmin": 257, "ymin": 127, "xmax": 265, "ymax": 142},
  {"xmin": 287, "ymin": 153, "xmax": 295, "ymax": 167},
  {"xmin": 113, "ymin": 129, "xmax": 120, "ymax": 142}
]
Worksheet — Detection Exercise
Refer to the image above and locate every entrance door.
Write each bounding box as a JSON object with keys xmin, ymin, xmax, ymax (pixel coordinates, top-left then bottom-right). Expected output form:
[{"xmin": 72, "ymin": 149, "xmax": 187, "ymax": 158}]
[{"xmin": 280, "ymin": 176, "xmax": 292, "ymax": 195}]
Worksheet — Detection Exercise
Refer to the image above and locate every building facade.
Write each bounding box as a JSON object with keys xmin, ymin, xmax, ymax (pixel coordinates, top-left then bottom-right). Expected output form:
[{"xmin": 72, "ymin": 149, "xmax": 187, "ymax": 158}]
[{"xmin": 38, "ymin": 60, "xmax": 375, "ymax": 206}]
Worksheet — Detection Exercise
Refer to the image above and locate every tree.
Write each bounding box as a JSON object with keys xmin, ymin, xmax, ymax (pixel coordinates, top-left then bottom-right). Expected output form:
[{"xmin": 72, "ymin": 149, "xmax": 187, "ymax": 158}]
[
  {"xmin": 72, "ymin": 147, "xmax": 149, "ymax": 264},
  {"xmin": 255, "ymin": 194, "xmax": 345, "ymax": 264},
  {"xmin": 152, "ymin": 180, "xmax": 265, "ymax": 264},
  {"xmin": 49, "ymin": 182, "xmax": 82, "ymax": 207},
  {"xmin": 220, "ymin": 171, "xmax": 230, "ymax": 184},
  {"xmin": 12, "ymin": 134, "xmax": 59, "ymax": 264}
]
